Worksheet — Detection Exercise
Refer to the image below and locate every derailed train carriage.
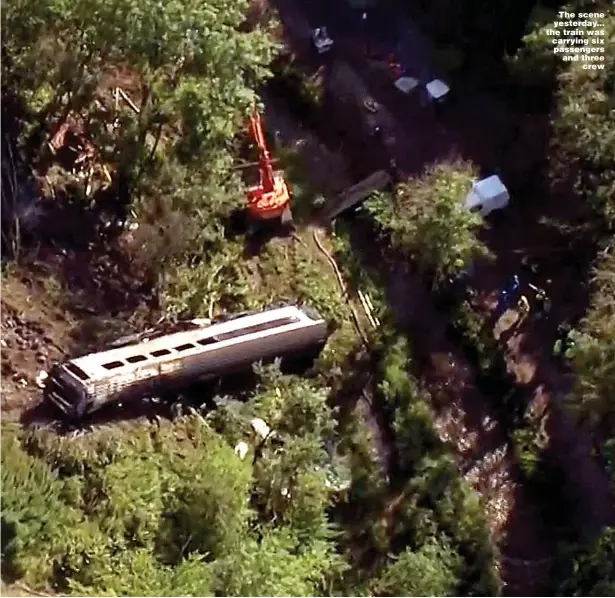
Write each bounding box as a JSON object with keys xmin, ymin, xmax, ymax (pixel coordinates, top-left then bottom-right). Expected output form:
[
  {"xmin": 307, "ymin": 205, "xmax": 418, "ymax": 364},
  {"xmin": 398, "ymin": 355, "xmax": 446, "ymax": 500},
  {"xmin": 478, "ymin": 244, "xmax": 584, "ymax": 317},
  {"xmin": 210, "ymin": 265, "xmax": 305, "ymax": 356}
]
[{"xmin": 45, "ymin": 305, "xmax": 329, "ymax": 420}]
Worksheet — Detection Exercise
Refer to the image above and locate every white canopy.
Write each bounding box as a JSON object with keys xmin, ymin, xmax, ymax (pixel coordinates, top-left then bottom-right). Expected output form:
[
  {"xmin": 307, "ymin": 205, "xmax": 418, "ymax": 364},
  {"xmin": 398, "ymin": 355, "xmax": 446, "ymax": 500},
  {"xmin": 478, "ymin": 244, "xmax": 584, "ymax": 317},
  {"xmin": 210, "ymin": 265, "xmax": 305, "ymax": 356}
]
[
  {"xmin": 426, "ymin": 79, "xmax": 450, "ymax": 101},
  {"xmin": 394, "ymin": 77, "xmax": 419, "ymax": 94}
]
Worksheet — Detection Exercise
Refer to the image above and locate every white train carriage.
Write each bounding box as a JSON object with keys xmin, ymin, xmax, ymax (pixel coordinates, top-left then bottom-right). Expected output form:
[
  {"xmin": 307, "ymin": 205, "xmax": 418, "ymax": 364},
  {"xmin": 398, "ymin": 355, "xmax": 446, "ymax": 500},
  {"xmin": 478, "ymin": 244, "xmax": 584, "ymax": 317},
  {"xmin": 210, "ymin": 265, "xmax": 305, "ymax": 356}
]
[{"xmin": 45, "ymin": 305, "xmax": 329, "ymax": 419}]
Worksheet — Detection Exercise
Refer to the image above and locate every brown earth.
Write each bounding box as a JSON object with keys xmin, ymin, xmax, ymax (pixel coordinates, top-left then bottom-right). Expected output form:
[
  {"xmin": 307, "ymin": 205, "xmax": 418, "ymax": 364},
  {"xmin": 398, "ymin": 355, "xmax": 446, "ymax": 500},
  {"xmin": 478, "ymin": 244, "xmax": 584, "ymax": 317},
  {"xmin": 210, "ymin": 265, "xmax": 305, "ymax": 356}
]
[
  {"xmin": 1, "ymin": 226, "xmax": 158, "ymax": 423},
  {"xmin": 1, "ymin": 271, "xmax": 71, "ymax": 419}
]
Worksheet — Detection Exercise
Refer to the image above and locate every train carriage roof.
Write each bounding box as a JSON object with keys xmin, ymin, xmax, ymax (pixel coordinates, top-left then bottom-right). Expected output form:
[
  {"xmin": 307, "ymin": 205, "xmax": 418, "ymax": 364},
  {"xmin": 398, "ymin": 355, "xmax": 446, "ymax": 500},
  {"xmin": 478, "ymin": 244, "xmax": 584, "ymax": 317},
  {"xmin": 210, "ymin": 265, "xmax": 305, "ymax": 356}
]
[{"xmin": 68, "ymin": 305, "xmax": 322, "ymax": 381}]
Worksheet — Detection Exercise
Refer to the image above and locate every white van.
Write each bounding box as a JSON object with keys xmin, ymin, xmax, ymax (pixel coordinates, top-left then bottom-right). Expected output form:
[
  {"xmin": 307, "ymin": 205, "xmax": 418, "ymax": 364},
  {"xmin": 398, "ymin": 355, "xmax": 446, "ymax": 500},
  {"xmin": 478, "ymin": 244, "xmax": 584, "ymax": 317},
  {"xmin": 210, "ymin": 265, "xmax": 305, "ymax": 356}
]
[{"xmin": 465, "ymin": 175, "xmax": 510, "ymax": 217}]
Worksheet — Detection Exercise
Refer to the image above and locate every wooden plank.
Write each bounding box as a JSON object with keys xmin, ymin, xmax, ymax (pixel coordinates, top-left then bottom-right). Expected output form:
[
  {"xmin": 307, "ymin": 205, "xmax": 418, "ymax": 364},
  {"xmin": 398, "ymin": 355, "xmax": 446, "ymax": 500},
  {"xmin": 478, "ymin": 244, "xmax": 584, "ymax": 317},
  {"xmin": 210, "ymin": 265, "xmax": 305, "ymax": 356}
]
[{"xmin": 325, "ymin": 170, "xmax": 391, "ymax": 221}]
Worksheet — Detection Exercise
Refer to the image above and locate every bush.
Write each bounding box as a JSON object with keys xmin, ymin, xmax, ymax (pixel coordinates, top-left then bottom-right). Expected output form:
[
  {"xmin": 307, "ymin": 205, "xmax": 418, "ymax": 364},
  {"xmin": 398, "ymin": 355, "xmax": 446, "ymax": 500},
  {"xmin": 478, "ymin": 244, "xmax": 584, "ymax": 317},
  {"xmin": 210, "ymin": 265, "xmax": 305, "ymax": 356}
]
[{"xmin": 362, "ymin": 161, "xmax": 491, "ymax": 286}]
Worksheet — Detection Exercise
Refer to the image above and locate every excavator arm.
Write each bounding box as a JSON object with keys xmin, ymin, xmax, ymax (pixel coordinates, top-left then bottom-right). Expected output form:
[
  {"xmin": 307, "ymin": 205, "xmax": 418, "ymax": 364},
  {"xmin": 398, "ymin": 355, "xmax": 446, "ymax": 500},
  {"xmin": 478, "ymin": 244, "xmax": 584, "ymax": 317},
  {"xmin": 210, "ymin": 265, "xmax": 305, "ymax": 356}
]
[
  {"xmin": 249, "ymin": 113, "xmax": 276, "ymax": 192},
  {"xmin": 244, "ymin": 111, "xmax": 291, "ymax": 222}
]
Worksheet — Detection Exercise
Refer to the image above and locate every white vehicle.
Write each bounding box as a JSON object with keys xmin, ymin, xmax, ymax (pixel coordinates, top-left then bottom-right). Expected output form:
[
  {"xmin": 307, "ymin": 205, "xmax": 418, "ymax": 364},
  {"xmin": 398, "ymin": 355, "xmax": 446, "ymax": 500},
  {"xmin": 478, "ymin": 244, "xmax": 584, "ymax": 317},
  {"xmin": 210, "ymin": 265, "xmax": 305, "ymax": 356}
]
[
  {"xmin": 465, "ymin": 175, "xmax": 510, "ymax": 217},
  {"xmin": 312, "ymin": 27, "xmax": 334, "ymax": 54},
  {"xmin": 394, "ymin": 76, "xmax": 419, "ymax": 95},
  {"xmin": 425, "ymin": 79, "xmax": 450, "ymax": 103},
  {"xmin": 45, "ymin": 305, "xmax": 329, "ymax": 419}
]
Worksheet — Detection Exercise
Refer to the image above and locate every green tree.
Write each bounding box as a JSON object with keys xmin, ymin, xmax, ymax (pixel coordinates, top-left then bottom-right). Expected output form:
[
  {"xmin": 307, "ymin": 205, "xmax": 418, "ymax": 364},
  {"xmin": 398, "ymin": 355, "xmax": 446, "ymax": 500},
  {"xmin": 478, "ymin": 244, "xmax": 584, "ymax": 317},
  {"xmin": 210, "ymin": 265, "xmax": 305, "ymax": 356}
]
[
  {"xmin": 1, "ymin": 431, "xmax": 77, "ymax": 583},
  {"xmin": 369, "ymin": 537, "xmax": 462, "ymax": 597},
  {"xmin": 3, "ymin": 0, "xmax": 278, "ymax": 194},
  {"xmin": 378, "ymin": 335, "xmax": 441, "ymax": 472},
  {"xmin": 155, "ymin": 425, "xmax": 254, "ymax": 564},
  {"xmin": 552, "ymin": 527, "xmax": 615, "ymax": 596},
  {"xmin": 214, "ymin": 527, "xmax": 346, "ymax": 596},
  {"xmin": 566, "ymin": 248, "xmax": 615, "ymax": 437},
  {"xmin": 364, "ymin": 161, "xmax": 491, "ymax": 286},
  {"xmin": 547, "ymin": 10, "xmax": 615, "ymax": 228},
  {"xmin": 69, "ymin": 551, "xmax": 214, "ymax": 597}
]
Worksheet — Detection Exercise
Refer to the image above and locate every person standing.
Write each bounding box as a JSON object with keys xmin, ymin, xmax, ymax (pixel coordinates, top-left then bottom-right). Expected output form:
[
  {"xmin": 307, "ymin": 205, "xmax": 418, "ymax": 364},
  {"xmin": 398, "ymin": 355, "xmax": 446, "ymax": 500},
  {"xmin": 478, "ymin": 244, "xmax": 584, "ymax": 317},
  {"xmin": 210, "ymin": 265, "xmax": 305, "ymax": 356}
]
[
  {"xmin": 517, "ymin": 294, "xmax": 530, "ymax": 320},
  {"xmin": 506, "ymin": 274, "xmax": 520, "ymax": 298},
  {"xmin": 495, "ymin": 289, "xmax": 509, "ymax": 319},
  {"xmin": 534, "ymin": 288, "xmax": 551, "ymax": 320}
]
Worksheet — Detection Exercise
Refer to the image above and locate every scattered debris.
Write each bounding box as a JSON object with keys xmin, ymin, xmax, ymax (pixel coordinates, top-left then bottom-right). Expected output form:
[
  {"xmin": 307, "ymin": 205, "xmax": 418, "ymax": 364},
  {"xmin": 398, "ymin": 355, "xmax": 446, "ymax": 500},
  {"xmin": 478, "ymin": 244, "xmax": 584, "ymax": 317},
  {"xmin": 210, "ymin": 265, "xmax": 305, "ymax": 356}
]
[
  {"xmin": 250, "ymin": 417, "xmax": 271, "ymax": 439},
  {"xmin": 358, "ymin": 289, "xmax": 380, "ymax": 328},
  {"xmin": 324, "ymin": 169, "xmax": 391, "ymax": 221},
  {"xmin": 36, "ymin": 370, "xmax": 48, "ymax": 388},
  {"xmin": 47, "ymin": 113, "xmax": 112, "ymax": 196},
  {"xmin": 312, "ymin": 27, "xmax": 334, "ymax": 54},
  {"xmin": 363, "ymin": 98, "xmax": 380, "ymax": 113},
  {"xmin": 116, "ymin": 87, "xmax": 140, "ymax": 114},
  {"xmin": 234, "ymin": 441, "xmax": 250, "ymax": 460}
]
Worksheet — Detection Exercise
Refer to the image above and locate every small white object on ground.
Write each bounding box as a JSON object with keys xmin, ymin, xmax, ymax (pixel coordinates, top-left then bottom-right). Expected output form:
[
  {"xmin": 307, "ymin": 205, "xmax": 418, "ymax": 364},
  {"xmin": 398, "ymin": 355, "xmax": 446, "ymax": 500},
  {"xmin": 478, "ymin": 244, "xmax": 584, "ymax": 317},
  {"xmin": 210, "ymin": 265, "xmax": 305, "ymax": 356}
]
[
  {"xmin": 36, "ymin": 370, "xmax": 49, "ymax": 388},
  {"xmin": 234, "ymin": 441, "xmax": 249, "ymax": 460},
  {"xmin": 250, "ymin": 417, "xmax": 271, "ymax": 439}
]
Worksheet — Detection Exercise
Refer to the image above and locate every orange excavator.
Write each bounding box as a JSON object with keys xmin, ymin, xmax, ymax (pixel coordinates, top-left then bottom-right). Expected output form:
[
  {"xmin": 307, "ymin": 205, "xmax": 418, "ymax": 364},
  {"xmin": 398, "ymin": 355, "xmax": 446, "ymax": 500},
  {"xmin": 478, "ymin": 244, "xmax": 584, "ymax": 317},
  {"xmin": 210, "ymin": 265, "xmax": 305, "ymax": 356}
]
[{"xmin": 245, "ymin": 111, "xmax": 293, "ymax": 227}]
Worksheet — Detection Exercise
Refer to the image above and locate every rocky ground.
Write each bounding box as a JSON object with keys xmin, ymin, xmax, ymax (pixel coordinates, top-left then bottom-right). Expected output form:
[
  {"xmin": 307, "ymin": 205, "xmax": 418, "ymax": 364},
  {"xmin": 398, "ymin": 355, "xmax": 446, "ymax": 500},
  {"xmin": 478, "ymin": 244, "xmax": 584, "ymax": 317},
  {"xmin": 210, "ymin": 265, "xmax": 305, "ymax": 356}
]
[{"xmin": 1, "ymin": 270, "xmax": 71, "ymax": 420}]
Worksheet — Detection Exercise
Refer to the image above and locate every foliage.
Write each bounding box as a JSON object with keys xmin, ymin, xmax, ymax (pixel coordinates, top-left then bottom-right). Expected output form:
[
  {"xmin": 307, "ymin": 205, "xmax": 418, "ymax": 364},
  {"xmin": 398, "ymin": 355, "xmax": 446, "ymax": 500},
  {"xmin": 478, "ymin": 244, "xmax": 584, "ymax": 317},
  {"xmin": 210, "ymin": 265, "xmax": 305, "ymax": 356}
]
[
  {"xmin": 377, "ymin": 335, "xmax": 440, "ymax": 472},
  {"xmin": 2, "ymin": 411, "xmax": 350, "ymax": 595},
  {"xmin": 566, "ymin": 247, "xmax": 615, "ymax": 437},
  {"xmin": 3, "ymin": 0, "xmax": 278, "ymax": 180},
  {"xmin": 367, "ymin": 334, "xmax": 501, "ymax": 596},
  {"xmin": 410, "ymin": 0, "xmax": 544, "ymax": 73},
  {"xmin": 551, "ymin": 527, "xmax": 615, "ymax": 596},
  {"xmin": 369, "ymin": 537, "xmax": 462, "ymax": 597},
  {"xmin": 214, "ymin": 527, "xmax": 346, "ymax": 597},
  {"xmin": 1, "ymin": 431, "xmax": 79, "ymax": 583},
  {"xmin": 155, "ymin": 432, "xmax": 254, "ymax": 564},
  {"xmin": 547, "ymin": 10, "xmax": 615, "ymax": 229},
  {"xmin": 362, "ymin": 161, "xmax": 491, "ymax": 286},
  {"xmin": 506, "ymin": 8, "xmax": 562, "ymax": 91}
]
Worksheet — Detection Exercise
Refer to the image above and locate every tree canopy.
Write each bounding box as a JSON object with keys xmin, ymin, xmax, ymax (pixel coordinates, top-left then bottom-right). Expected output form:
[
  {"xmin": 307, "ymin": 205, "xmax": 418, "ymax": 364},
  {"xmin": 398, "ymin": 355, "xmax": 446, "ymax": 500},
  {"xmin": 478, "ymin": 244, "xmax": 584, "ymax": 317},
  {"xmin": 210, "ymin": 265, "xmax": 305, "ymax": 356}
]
[{"xmin": 363, "ymin": 160, "xmax": 491, "ymax": 285}]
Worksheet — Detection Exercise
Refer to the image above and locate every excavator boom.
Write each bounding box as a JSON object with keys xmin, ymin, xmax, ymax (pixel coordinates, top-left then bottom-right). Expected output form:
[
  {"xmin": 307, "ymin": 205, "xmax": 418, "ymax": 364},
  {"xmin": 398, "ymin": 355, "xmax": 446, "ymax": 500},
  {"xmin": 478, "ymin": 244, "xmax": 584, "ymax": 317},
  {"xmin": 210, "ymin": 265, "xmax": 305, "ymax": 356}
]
[
  {"xmin": 244, "ymin": 111, "xmax": 291, "ymax": 222},
  {"xmin": 249, "ymin": 113, "xmax": 276, "ymax": 192}
]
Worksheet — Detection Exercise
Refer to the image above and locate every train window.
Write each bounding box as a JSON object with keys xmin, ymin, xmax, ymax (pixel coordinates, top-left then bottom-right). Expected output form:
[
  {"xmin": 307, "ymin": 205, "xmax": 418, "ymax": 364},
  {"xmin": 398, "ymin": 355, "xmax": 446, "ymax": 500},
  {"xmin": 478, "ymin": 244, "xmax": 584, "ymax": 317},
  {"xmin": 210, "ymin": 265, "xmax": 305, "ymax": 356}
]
[
  {"xmin": 65, "ymin": 363, "xmax": 90, "ymax": 381},
  {"xmin": 173, "ymin": 343, "xmax": 195, "ymax": 352},
  {"xmin": 102, "ymin": 360, "xmax": 124, "ymax": 370},
  {"xmin": 214, "ymin": 316, "xmax": 299, "ymax": 342},
  {"xmin": 197, "ymin": 337, "xmax": 218, "ymax": 346},
  {"xmin": 127, "ymin": 355, "xmax": 148, "ymax": 364},
  {"xmin": 151, "ymin": 349, "xmax": 171, "ymax": 357}
]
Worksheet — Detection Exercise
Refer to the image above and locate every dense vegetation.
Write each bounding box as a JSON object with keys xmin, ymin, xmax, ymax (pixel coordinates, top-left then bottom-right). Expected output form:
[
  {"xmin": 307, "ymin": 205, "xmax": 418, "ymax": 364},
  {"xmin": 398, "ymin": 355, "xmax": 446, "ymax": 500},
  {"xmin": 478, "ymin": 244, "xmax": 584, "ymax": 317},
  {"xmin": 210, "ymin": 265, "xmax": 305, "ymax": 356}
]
[
  {"xmin": 2, "ymin": 0, "xmax": 615, "ymax": 595},
  {"xmin": 508, "ymin": 3, "xmax": 615, "ymax": 593}
]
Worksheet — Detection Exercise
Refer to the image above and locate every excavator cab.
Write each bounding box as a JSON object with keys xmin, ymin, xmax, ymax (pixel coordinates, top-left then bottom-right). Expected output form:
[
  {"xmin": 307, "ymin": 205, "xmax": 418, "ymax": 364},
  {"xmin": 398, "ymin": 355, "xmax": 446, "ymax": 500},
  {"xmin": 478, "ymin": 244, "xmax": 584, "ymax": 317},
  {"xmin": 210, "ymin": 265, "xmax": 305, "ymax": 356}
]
[{"xmin": 244, "ymin": 112, "xmax": 293, "ymax": 230}]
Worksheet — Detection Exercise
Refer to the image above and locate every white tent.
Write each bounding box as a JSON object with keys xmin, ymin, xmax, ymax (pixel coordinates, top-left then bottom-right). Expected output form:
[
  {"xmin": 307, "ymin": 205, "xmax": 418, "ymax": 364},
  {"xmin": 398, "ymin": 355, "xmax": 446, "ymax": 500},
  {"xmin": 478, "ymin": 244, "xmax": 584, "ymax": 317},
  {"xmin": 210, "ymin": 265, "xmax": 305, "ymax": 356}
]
[
  {"xmin": 394, "ymin": 76, "xmax": 419, "ymax": 94},
  {"xmin": 425, "ymin": 79, "xmax": 450, "ymax": 102},
  {"xmin": 465, "ymin": 175, "xmax": 510, "ymax": 217}
]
